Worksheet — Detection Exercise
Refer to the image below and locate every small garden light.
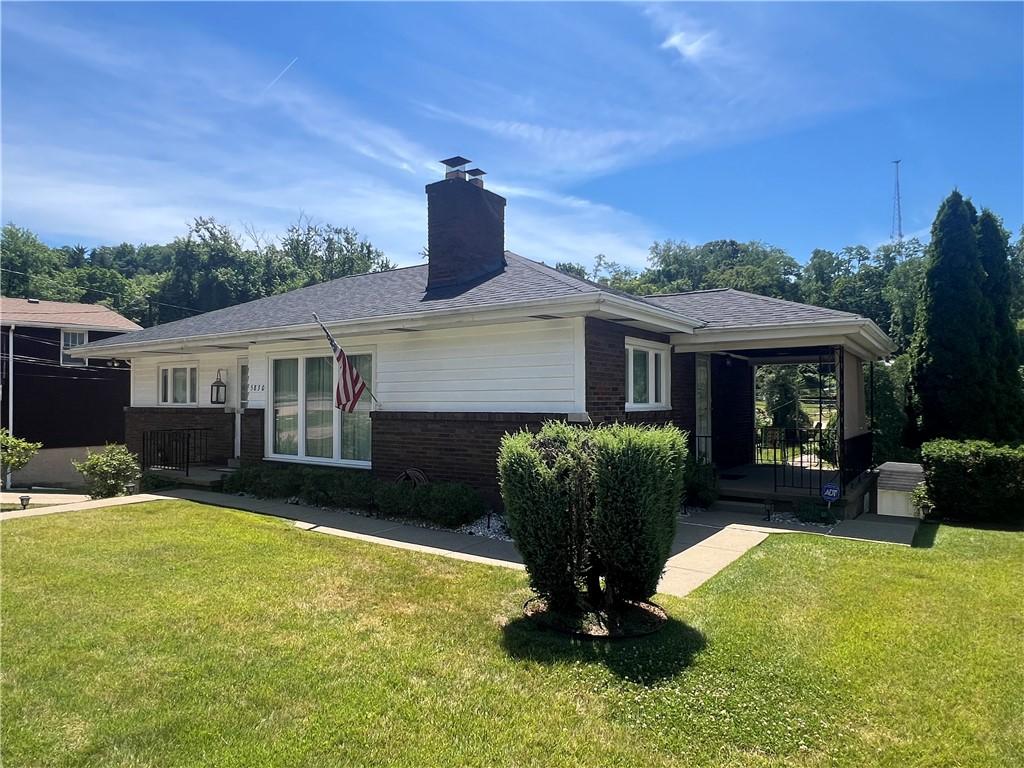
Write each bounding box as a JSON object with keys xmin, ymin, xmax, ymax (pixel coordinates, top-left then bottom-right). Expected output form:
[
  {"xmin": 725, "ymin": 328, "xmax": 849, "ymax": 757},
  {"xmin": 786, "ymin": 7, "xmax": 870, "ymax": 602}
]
[
  {"xmin": 210, "ymin": 370, "xmax": 228, "ymax": 405},
  {"xmin": 19, "ymin": 495, "xmax": 31, "ymax": 510},
  {"xmin": 125, "ymin": 482, "xmax": 137, "ymax": 495}
]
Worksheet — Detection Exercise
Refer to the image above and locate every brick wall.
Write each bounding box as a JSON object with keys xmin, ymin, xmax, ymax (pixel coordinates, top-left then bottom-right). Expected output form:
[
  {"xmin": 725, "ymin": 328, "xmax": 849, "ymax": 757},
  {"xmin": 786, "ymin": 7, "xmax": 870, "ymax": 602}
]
[
  {"xmin": 370, "ymin": 411, "xmax": 563, "ymax": 508},
  {"xmin": 240, "ymin": 408, "xmax": 265, "ymax": 465},
  {"xmin": 125, "ymin": 407, "xmax": 234, "ymax": 465},
  {"xmin": 710, "ymin": 356, "xmax": 755, "ymax": 468},
  {"xmin": 584, "ymin": 317, "xmax": 675, "ymax": 425}
]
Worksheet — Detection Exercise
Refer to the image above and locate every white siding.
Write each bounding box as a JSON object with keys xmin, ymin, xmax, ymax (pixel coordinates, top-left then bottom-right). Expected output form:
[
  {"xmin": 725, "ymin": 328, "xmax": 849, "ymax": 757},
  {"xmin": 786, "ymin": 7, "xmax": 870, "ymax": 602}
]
[
  {"xmin": 131, "ymin": 317, "xmax": 586, "ymax": 415},
  {"xmin": 131, "ymin": 350, "xmax": 248, "ymax": 408}
]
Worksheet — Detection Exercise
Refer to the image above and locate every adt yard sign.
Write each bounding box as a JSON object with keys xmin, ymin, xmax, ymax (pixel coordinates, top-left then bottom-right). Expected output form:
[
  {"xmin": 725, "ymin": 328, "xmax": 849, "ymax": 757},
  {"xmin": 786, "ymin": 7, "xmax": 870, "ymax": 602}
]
[{"xmin": 822, "ymin": 483, "xmax": 841, "ymax": 504}]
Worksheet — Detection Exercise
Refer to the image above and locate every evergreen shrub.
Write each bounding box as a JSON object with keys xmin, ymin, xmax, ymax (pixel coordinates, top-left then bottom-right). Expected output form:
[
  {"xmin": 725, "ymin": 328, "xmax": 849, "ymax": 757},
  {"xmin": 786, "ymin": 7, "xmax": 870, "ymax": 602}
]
[{"xmin": 919, "ymin": 440, "xmax": 1024, "ymax": 526}]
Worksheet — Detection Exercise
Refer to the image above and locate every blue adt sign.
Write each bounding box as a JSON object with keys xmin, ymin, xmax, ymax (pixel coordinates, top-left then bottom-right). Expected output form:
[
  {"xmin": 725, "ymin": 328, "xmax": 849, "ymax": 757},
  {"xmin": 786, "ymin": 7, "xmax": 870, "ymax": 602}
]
[{"xmin": 821, "ymin": 483, "xmax": 841, "ymax": 504}]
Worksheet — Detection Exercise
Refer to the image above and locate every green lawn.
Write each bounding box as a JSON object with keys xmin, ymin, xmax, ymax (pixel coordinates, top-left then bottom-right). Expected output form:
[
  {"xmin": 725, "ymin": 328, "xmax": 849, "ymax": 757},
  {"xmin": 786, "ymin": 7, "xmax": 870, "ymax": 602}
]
[{"xmin": 2, "ymin": 502, "xmax": 1021, "ymax": 767}]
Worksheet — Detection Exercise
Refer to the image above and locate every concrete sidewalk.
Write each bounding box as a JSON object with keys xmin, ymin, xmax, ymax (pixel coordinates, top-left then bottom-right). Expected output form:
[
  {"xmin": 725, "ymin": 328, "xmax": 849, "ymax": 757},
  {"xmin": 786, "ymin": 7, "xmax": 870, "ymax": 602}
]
[
  {"xmin": 1, "ymin": 491, "xmax": 90, "ymax": 507},
  {"xmin": 0, "ymin": 494, "xmax": 171, "ymax": 521}
]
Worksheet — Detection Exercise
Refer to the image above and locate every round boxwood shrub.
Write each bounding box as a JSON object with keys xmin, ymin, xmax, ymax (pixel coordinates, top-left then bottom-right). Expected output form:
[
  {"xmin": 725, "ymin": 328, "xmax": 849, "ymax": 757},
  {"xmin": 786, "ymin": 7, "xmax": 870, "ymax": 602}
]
[{"xmin": 73, "ymin": 444, "xmax": 141, "ymax": 499}]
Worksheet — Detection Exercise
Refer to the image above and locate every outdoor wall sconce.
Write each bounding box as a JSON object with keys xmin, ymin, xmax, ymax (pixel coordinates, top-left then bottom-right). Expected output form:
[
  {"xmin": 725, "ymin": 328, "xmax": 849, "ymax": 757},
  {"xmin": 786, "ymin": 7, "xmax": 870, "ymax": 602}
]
[
  {"xmin": 210, "ymin": 370, "xmax": 228, "ymax": 405},
  {"xmin": 19, "ymin": 495, "xmax": 31, "ymax": 510}
]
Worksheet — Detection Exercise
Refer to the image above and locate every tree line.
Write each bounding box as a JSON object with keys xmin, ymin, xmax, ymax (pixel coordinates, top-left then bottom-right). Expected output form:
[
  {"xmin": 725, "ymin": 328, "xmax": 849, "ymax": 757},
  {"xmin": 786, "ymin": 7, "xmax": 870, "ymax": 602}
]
[{"xmin": 0, "ymin": 216, "xmax": 395, "ymax": 327}]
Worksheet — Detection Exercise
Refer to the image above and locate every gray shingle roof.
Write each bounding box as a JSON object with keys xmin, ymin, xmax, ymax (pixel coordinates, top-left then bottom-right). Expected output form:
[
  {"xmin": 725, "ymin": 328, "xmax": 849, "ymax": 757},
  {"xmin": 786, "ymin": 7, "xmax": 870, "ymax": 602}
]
[
  {"xmin": 643, "ymin": 288, "xmax": 861, "ymax": 329},
  {"xmin": 84, "ymin": 253, "xmax": 606, "ymax": 349}
]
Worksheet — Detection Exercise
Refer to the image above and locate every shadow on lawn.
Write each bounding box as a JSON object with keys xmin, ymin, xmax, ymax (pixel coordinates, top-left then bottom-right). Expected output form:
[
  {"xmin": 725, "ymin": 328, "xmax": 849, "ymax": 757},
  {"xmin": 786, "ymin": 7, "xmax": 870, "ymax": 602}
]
[{"xmin": 500, "ymin": 615, "xmax": 706, "ymax": 686}]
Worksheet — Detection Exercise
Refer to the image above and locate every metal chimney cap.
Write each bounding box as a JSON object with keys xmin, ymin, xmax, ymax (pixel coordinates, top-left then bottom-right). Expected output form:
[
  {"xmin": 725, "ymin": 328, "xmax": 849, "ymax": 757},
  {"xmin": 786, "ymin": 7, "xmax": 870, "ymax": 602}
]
[
  {"xmin": 466, "ymin": 168, "xmax": 486, "ymax": 177},
  {"xmin": 440, "ymin": 156, "xmax": 471, "ymax": 169}
]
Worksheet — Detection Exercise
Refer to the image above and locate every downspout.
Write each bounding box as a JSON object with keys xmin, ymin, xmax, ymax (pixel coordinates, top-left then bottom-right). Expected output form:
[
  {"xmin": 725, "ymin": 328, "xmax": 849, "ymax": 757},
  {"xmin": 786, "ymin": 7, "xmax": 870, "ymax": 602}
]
[{"xmin": 6, "ymin": 324, "xmax": 13, "ymax": 488}]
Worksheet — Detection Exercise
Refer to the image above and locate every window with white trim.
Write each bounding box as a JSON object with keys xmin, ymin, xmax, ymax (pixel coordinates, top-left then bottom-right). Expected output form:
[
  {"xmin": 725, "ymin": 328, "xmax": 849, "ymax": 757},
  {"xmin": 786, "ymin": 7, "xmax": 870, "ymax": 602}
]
[
  {"xmin": 270, "ymin": 351, "xmax": 373, "ymax": 466},
  {"xmin": 625, "ymin": 338, "xmax": 670, "ymax": 410},
  {"xmin": 158, "ymin": 364, "xmax": 199, "ymax": 405},
  {"xmin": 61, "ymin": 329, "xmax": 88, "ymax": 367}
]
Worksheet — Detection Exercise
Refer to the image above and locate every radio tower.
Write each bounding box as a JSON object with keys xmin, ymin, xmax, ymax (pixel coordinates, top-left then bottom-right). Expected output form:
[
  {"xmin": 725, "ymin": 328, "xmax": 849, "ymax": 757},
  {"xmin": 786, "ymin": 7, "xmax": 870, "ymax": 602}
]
[{"xmin": 890, "ymin": 159, "xmax": 903, "ymax": 256}]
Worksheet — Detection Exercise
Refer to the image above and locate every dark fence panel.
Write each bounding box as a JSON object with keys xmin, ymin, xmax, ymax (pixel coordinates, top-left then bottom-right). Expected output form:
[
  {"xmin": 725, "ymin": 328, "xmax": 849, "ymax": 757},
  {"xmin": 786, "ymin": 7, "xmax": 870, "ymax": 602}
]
[
  {"xmin": 842, "ymin": 432, "xmax": 873, "ymax": 488},
  {"xmin": 141, "ymin": 428, "xmax": 211, "ymax": 476}
]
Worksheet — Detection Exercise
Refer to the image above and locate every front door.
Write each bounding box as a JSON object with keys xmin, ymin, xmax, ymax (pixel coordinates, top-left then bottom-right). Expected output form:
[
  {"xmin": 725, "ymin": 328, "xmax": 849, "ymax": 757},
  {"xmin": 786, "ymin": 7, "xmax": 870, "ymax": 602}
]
[
  {"xmin": 234, "ymin": 358, "xmax": 249, "ymax": 459},
  {"xmin": 695, "ymin": 353, "xmax": 712, "ymax": 461}
]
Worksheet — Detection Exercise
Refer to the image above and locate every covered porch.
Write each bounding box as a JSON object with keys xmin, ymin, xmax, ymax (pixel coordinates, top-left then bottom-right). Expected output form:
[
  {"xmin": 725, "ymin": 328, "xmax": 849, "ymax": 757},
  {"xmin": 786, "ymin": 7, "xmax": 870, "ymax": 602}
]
[{"xmin": 671, "ymin": 322, "xmax": 893, "ymax": 519}]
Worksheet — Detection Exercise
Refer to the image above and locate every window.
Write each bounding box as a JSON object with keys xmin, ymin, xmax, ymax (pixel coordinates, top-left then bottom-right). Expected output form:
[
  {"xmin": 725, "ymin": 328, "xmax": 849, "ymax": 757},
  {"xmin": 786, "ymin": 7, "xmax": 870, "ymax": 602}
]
[
  {"xmin": 158, "ymin": 364, "xmax": 199, "ymax": 405},
  {"xmin": 269, "ymin": 351, "xmax": 373, "ymax": 466},
  {"xmin": 625, "ymin": 339, "xmax": 670, "ymax": 410},
  {"xmin": 61, "ymin": 329, "xmax": 88, "ymax": 366}
]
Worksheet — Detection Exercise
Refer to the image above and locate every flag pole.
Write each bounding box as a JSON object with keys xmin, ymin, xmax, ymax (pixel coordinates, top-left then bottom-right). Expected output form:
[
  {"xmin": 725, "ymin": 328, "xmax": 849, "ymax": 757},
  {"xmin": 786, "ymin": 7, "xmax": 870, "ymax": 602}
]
[{"xmin": 312, "ymin": 313, "xmax": 380, "ymax": 405}]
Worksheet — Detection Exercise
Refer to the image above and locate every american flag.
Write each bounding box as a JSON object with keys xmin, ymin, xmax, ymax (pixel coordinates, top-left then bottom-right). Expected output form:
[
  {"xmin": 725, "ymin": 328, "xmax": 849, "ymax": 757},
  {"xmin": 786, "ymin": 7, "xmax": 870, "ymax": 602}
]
[{"xmin": 314, "ymin": 316, "xmax": 366, "ymax": 413}]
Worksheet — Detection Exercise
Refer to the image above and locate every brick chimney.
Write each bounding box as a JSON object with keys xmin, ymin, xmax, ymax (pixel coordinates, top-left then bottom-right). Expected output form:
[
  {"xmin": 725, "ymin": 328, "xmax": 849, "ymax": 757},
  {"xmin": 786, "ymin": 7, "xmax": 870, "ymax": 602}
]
[{"xmin": 426, "ymin": 157, "xmax": 506, "ymax": 290}]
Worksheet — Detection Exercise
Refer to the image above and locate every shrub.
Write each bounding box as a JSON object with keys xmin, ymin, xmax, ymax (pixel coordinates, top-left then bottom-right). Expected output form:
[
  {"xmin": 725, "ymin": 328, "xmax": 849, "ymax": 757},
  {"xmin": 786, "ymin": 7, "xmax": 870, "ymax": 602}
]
[
  {"xmin": 373, "ymin": 480, "xmax": 486, "ymax": 528},
  {"xmin": 498, "ymin": 422, "xmax": 591, "ymax": 610},
  {"xmin": 417, "ymin": 482, "xmax": 487, "ymax": 528},
  {"xmin": 918, "ymin": 439, "xmax": 1024, "ymax": 526},
  {"xmin": 373, "ymin": 480, "xmax": 419, "ymax": 518},
  {"xmin": 591, "ymin": 424, "xmax": 687, "ymax": 602},
  {"xmin": 224, "ymin": 463, "xmax": 374, "ymax": 508},
  {"xmin": 498, "ymin": 421, "xmax": 688, "ymax": 612},
  {"xmin": 0, "ymin": 429, "xmax": 42, "ymax": 487},
  {"xmin": 684, "ymin": 455, "xmax": 718, "ymax": 508},
  {"xmin": 73, "ymin": 444, "xmax": 141, "ymax": 499}
]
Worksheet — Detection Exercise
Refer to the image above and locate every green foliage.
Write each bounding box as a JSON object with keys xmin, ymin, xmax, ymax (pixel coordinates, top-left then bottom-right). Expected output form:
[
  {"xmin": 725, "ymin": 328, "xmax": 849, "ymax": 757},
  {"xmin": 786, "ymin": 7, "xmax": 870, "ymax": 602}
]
[
  {"xmin": 553, "ymin": 262, "xmax": 589, "ymax": 280},
  {"xmin": 498, "ymin": 421, "xmax": 688, "ymax": 610},
  {"xmin": 0, "ymin": 429, "xmax": 42, "ymax": 486},
  {"xmin": 497, "ymin": 423, "xmax": 591, "ymax": 609},
  {"xmin": 869, "ymin": 356, "xmax": 917, "ymax": 463},
  {"xmin": 372, "ymin": 480, "xmax": 485, "ymax": 528},
  {"xmin": 795, "ymin": 500, "xmax": 839, "ymax": 525},
  {"xmin": 759, "ymin": 365, "xmax": 811, "ymax": 429},
  {"xmin": 918, "ymin": 439, "xmax": 1024, "ymax": 526},
  {"xmin": 222, "ymin": 462, "xmax": 481, "ymax": 526},
  {"xmin": 223, "ymin": 463, "xmax": 373, "ymax": 508},
  {"xmin": 684, "ymin": 455, "xmax": 718, "ymax": 507},
  {"xmin": 910, "ymin": 191, "xmax": 998, "ymax": 442},
  {"xmin": 72, "ymin": 445, "xmax": 141, "ymax": 499},
  {"xmin": 591, "ymin": 424, "xmax": 688, "ymax": 601},
  {"xmin": 977, "ymin": 210, "xmax": 1024, "ymax": 442}
]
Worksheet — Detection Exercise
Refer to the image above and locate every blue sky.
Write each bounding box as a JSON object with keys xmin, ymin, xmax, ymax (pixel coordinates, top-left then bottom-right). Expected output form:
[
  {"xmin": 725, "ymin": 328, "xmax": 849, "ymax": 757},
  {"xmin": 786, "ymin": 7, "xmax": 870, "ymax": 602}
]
[{"xmin": 2, "ymin": 2, "xmax": 1021, "ymax": 269}]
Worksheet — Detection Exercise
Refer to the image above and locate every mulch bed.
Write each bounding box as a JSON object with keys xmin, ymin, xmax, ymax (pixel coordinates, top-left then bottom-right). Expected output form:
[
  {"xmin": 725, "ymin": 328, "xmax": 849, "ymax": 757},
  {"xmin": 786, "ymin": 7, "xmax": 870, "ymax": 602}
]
[{"xmin": 523, "ymin": 596, "xmax": 668, "ymax": 639}]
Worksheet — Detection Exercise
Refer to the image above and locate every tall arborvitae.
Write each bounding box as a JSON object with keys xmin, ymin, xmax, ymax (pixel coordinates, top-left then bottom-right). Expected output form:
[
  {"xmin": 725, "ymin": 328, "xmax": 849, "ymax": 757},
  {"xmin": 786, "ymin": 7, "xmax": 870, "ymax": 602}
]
[
  {"xmin": 977, "ymin": 210, "xmax": 1024, "ymax": 442},
  {"xmin": 909, "ymin": 191, "xmax": 997, "ymax": 442}
]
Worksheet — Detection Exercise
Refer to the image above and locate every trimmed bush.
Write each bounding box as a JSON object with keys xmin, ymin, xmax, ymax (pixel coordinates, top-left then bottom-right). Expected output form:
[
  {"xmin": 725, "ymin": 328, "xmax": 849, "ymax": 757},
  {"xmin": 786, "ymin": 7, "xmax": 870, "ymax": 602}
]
[
  {"xmin": 498, "ymin": 422, "xmax": 592, "ymax": 609},
  {"xmin": 373, "ymin": 480, "xmax": 486, "ymax": 528},
  {"xmin": 0, "ymin": 429, "xmax": 41, "ymax": 488},
  {"xmin": 498, "ymin": 421, "xmax": 688, "ymax": 612},
  {"xmin": 73, "ymin": 444, "xmax": 141, "ymax": 499},
  {"xmin": 919, "ymin": 439, "xmax": 1024, "ymax": 526},
  {"xmin": 223, "ymin": 463, "xmax": 373, "ymax": 508},
  {"xmin": 591, "ymin": 424, "xmax": 687, "ymax": 602}
]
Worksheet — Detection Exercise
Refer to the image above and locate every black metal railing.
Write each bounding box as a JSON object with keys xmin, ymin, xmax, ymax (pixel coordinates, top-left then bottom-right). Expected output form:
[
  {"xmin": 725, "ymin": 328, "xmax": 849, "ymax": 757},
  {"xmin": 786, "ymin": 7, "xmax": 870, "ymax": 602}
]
[
  {"xmin": 691, "ymin": 434, "xmax": 713, "ymax": 463},
  {"xmin": 754, "ymin": 426, "xmax": 832, "ymax": 495},
  {"xmin": 841, "ymin": 432, "xmax": 873, "ymax": 488},
  {"xmin": 141, "ymin": 428, "xmax": 211, "ymax": 476}
]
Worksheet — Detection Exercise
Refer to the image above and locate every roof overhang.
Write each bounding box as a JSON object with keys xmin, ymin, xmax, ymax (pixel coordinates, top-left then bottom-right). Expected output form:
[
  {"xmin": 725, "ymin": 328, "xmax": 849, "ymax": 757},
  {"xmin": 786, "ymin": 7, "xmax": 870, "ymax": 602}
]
[
  {"xmin": 74, "ymin": 292, "xmax": 700, "ymax": 359},
  {"xmin": 670, "ymin": 318, "xmax": 897, "ymax": 362},
  {"xmin": 2, "ymin": 320, "xmax": 141, "ymax": 333}
]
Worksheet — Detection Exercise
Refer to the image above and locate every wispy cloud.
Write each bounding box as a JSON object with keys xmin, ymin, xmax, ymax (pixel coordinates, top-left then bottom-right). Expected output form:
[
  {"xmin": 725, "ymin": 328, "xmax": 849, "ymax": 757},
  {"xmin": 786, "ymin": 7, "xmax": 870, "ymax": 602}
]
[{"xmin": 261, "ymin": 56, "xmax": 298, "ymax": 96}]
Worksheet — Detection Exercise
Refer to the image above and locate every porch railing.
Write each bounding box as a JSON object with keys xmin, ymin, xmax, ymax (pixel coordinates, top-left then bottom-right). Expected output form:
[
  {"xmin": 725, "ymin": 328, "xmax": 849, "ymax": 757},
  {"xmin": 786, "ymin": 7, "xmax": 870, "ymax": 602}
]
[
  {"xmin": 755, "ymin": 426, "xmax": 829, "ymax": 495},
  {"xmin": 141, "ymin": 428, "xmax": 211, "ymax": 476}
]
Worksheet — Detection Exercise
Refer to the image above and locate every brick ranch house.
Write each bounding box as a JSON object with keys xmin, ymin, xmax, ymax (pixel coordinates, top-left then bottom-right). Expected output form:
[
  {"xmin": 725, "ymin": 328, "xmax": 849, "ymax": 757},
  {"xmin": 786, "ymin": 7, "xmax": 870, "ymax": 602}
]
[{"xmin": 76, "ymin": 160, "xmax": 895, "ymax": 516}]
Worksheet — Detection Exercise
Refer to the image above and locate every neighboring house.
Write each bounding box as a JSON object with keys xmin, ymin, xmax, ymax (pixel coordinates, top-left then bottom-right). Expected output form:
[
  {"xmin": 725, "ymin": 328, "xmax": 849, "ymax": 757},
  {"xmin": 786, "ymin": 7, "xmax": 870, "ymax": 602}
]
[
  {"xmin": 78, "ymin": 160, "xmax": 895, "ymax": 515},
  {"xmin": 1, "ymin": 297, "xmax": 140, "ymax": 486}
]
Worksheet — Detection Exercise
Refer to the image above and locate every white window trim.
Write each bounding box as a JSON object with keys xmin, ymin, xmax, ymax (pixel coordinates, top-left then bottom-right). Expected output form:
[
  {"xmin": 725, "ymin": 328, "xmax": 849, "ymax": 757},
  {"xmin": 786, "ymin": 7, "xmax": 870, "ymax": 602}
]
[
  {"xmin": 61, "ymin": 329, "xmax": 89, "ymax": 367},
  {"xmin": 266, "ymin": 347, "xmax": 375, "ymax": 468},
  {"xmin": 157, "ymin": 362, "xmax": 200, "ymax": 406},
  {"xmin": 625, "ymin": 337, "xmax": 671, "ymax": 412}
]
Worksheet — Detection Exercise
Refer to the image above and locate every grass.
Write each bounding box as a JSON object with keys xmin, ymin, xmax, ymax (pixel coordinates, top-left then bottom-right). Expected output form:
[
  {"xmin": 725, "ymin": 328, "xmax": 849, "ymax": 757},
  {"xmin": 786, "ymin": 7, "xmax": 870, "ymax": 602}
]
[
  {"xmin": 0, "ymin": 503, "xmax": 47, "ymax": 512},
  {"xmin": 2, "ymin": 501, "xmax": 1021, "ymax": 767}
]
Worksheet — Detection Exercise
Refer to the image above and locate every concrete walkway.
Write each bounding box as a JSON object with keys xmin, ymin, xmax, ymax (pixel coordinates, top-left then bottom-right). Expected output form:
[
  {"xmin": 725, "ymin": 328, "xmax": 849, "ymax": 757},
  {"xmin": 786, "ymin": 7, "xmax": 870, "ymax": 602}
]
[
  {"xmin": 0, "ymin": 493, "xmax": 170, "ymax": 521},
  {"xmin": 0, "ymin": 489, "xmax": 916, "ymax": 597},
  {"xmin": 1, "ymin": 491, "xmax": 90, "ymax": 506}
]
